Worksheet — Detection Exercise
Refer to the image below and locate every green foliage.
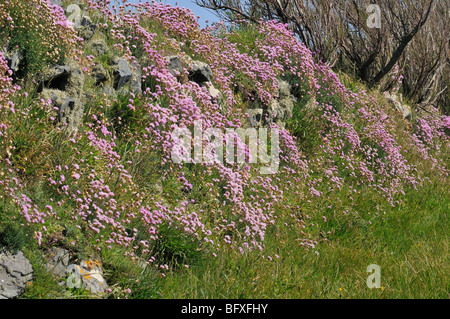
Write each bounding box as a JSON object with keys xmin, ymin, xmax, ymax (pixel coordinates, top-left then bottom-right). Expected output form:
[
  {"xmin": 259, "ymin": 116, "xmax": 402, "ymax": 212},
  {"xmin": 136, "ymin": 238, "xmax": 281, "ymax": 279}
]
[
  {"xmin": 0, "ymin": 219, "xmax": 28, "ymax": 252},
  {"xmin": 151, "ymin": 222, "xmax": 203, "ymax": 268},
  {"xmin": 0, "ymin": 201, "xmax": 31, "ymax": 252},
  {"xmin": 284, "ymin": 74, "xmax": 323, "ymax": 154},
  {"xmin": 226, "ymin": 24, "xmax": 264, "ymax": 55},
  {"xmin": 155, "ymin": 180, "xmax": 449, "ymax": 299},
  {"xmin": 1, "ymin": 0, "xmax": 70, "ymax": 79},
  {"xmin": 105, "ymin": 92, "xmax": 146, "ymax": 136},
  {"xmin": 19, "ymin": 249, "xmax": 66, "ymax": 299}
]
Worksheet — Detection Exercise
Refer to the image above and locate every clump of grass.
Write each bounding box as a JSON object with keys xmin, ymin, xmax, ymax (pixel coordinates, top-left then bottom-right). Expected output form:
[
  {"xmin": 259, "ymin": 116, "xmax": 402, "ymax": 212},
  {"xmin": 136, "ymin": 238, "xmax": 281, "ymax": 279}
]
[{"xmin": 150, "ymin": 222, "xmax": 204, "ymax": 268}]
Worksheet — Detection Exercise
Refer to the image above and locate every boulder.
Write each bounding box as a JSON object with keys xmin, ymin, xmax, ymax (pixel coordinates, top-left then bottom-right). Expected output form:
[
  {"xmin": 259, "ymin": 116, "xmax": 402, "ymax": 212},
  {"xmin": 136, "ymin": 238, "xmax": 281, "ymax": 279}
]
[
  {"xmin": 101, "ymin": 84, "xmax": 117, "ymax": 97},
  {"xmin": 165, "ymin": 55, "xmax": 214, "ymax": 85},
  {"xmin": 3, "ymin": 47, "xmax": 22, "ymax": 76},
  {"xmin": 0, "ymin": 250, "xmax": 33, "ymax": 299},
  {"xmin": 165, "ymin": 55, "xmax": 183, "ymax": 77},
  {"xmin": 59, "ymin": 97, "xmax": 76, "ymax": 122},
  {"xmin": 111, "ymin": 58, "xmax": 142, "ymax": 95},
  {"xmin": 39, "ymin": 60, "xmax": 85, "ymax": 134},
  {"xmin": 66, "ymin": 260, "xmax": 108, "ymax": 295},
  {"xmin": 200, "ymin": 81, "xmax": 221, "ymax": 99},
  {"xmin": 188, "ymin": 60, "xmax": 213, "ymax": 83},
  {"xmin": 38, "ymin": 65, "xmax": 71, "ymax": 91},
  {"xmin": 89, "ymin": 39, "xmax": 109, "ymax": 57},
  {"xmin": 41, "ymin": 89, "xmax": 70, "ymax": 121},
  {"xmin": 45, "ymin": 247, "xmax": 71, "ymax": 279},
  {"xmin": 112, "ymin": 58, "xmax": 132, "ymax": 91},
  {"xmin": 277, "ymin": 79, "xmax": 292, "ymax": 100},
  {"xmin": 45, "ymin": 247, "xmax": 108, "ymax": 295},
  {"xmin": 266, "ymin": 79, "xmax": 296, "ymax": 127},
  {"xmin": 130, "ymin": 61, "xmax": 143, "ymax": 95},
  {"xmin": 91, "ymin": 64, "xmax": 108, "ymax": 85},
  {"xmin": 75, "ymin": 15, "xmax": 96, "ymax": 41},
  {"xmin": 164, "ymin": 55, "xmax": 190, "ymax": 84},
  {"xmin": 247, "ymin": 108, "xmax": 264, "ymax": 128}
]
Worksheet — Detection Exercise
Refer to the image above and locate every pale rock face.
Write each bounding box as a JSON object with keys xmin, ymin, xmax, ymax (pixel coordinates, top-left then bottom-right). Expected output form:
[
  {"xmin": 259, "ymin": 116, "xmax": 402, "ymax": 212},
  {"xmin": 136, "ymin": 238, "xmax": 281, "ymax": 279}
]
[
  {"xmin": 46, "ymin": 247, "xmax": 71, "ymax": 279},
  {"xmin": 91, "ymin": 64, "xmax": 108, "ymax": 85},
  {"xmin": 44, "ymin": 247, "xmax": 108, "ymax": 295},
  {"xmin": 188, "ymin": 60, "xmax": 213, "ymax": 83},
  {"xmin": 112, "ymin": 58, "xmax": 133, "ymax": 91},
  {"xmin": 165, "ymin": 55, "xmax": 183, "ymax": 77},
  {"xmin": 247, "ymin": 108, "xmax": 264, "ymax": 128},
  {"xmin": 38, "ymin": 60, "xmax": 85, "ymax": 135},
  {"xmin": 264, "ymin": 79, "xmax": 297, "ymax": 128},
  {"xmin": 89, "ymin": 38, "xmax": 109, "ymax": 57},
  {"xmin": 3, "ymin": 47, "xmax": 22, "ymax": 75},
  {"xmin": 66, "ymin": 260, "xmax": 108, "ymax": 295},
  {"xmin": 165, "ymin": 55, "xmax": 223, "ymax": 100},
  {"xmin": 111, "ymin": 57, "xmax": 142, "ymax": 95},
  {"xmin": 0, "ymin": 250, "xmax": 33, "ymax": 299},
  {"xmin": 74, "ymin": 15, "xmax": 97, "ymax": 41}
]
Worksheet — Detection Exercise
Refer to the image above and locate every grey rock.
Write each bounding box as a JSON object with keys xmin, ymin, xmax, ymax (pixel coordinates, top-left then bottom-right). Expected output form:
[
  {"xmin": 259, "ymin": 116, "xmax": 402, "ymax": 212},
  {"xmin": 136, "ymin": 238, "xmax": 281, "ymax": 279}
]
[
  {"xmin": 101, "ymin": 84, "xmax": 117, "ymax": 97},
  {"xmin": 89, "ymin": 39, "xmax": 109, "ymax": 57},
  {"xmin": 62, "ymin": 62, "xmax": 85, "ymax": 135},
  {"xmin": 248, "ymin": 108, "xmax": 263, "ymax": 128},
  {"xmin": 39, "ymin": 60, "xmax": 85, "ymax": 135},
  {"xmin": 385, "ymin": 92, "xmax": 412, "ymax": 120},
  {"xmin": 200, "ymin": 81, "xmax": 221, "ymax": 99},
  {"xmin": 277, "ymin": 79, "xmax": 292, "ymax": 100},
  {"xmin": 130, "ymin": 66, "xmax": 142, "ymax": 95},
  {"xmin": 61, "ymin": 97, "xmax": 76, "ymax": 111},
  {"xmin": 41, "ymin": 89, "xmax": 69, "ymax": 117},
  {"xmin": 46, "ymin": 247, "xmax": 71, "ymax": 278},
  {"xmin": 189, "ymin": 60, "xmax": 213, "ymax": 83},
  {"xmin": 91, "ymin": 64, "xmax": 108, "ymax": 85},
  {"xmin": 39, "ymin": 65, "xmax": 71, "ymax": 91},
  {"xmin": 164, "ymin": 55, "xmax": 213, "ymax": 85},
  {"xmin": 0, "ymin": 250, "xmax": 33, "ymax": 299},
  {"xmin": 165, "ymin": 55, "xmax": 183, "ymax": 77},
  {"xmin": 111, "ymin": 58, "xmax": 142, "ymax": 95},
  {"xmin": 79, "ymin": 260, "xmax": 107, "ymax": 295},
  {"xmin": 112, "ymin": 58, "xmax": 133, "ymax": 91},
  {"xmin": 3, "ymin": 47, "xmax": 22, "ymax": 75},
  {"xmin": 127, "ymin": 60, "xmax": 143, "ymax": 95},
  {"xmin": 75, "ymin": 15, "xmax": 96, "ymax": 41},
  {"xmin": 265, "ymin": 79, "xmax": 296, "ymax": 127},
  {"xmin": 65, "ymin": 260, "xmax": 108, "ymax": 295}
]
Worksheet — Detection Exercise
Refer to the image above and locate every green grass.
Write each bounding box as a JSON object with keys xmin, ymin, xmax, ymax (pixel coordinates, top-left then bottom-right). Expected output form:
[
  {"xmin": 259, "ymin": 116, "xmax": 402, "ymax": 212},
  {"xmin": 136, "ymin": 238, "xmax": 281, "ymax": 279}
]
[
  {"xmin": 19, "ymin": 248, "xmax": 67, "ymax": 299},
  {"xmin": 152, "ymin": 180, "xmax": 449, "ymax": 299}
]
